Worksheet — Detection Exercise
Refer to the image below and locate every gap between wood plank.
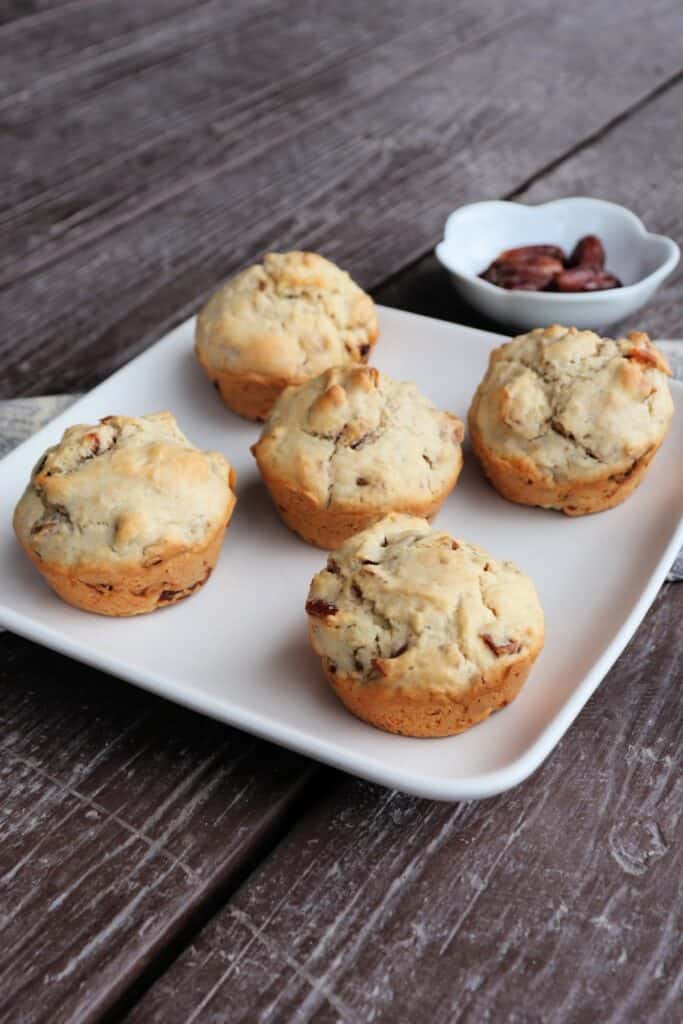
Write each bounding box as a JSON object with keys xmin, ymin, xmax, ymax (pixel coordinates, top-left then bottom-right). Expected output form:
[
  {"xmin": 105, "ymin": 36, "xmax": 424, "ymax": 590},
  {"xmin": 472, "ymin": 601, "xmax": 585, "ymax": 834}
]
[
  {"xmin": 90, "ymin": 768, "xmax": 338, "ymax": 1024},
  {"xmin": 506, "ymin": 66, "xmax": 683, "ymax": 201}
]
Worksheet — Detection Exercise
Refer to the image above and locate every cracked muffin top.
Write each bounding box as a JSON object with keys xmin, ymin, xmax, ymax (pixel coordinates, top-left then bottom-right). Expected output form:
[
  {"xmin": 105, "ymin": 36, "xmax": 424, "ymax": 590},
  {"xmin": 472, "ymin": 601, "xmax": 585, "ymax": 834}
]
[
  {"xmin": 305, "ymin": 514, "xmax": 544, "ymax": 690},
  {"xmin": 14, "ymin": 413, "xmax": 235, "ymax": 568},
  {"xmin": 252, "ymin": 365, "xmax": 464, "ymax": 509},
  {"xmin": 468, "ymin": 325, "xmax": 673, "ymax": 480},
  {"xmin": 195, "ymin": 251, "xmax": 379, "ymax": 380}
]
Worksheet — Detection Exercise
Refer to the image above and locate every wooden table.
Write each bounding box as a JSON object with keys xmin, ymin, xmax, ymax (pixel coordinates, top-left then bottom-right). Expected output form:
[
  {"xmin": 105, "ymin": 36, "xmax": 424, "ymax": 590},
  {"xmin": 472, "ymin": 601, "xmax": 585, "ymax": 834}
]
[{"xmin": 1, "ymin": 3, "xmax": 682, "ymax": 1021}]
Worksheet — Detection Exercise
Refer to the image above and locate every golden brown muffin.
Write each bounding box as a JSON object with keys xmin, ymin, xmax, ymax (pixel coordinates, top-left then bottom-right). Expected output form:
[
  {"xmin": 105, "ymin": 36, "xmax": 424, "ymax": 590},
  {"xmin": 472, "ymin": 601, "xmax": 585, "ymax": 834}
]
[
  {"xmin": 305, "ymin": 514, "xmax": 544, "ymax": 737},
  {"xmin": 13, "ymin": 413, "xmax": 236, "ymax": 616},
  {"xmin": 195, "ymin": 251, "xmax": 379, "ymax": 420},
  {"xmin": 252, "ymin": 365, "xmax": 464, "ymax": 549},
  {"xmin": 468, "ymin": 325, "xmax": 673, "ymax": 515}
]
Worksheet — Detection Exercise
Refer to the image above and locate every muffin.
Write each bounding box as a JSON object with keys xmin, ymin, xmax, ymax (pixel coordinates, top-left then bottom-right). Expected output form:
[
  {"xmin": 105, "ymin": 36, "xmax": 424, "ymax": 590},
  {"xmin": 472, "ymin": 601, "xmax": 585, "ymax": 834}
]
[
  {"xmin": 195, "ymin": 251, "xmax": 379, "ymax": 420},
  {"xmin": 13, "ymin": 412, "xmax": 236, "ymax": 616},
  {"xmin": 468, "ymin": 325, "xmax": 673, "ymax": 515},
  {"xmin": 305, "ymin": 514, "xmax": 544, "ymax": 737},
  {"xmin": 251, "ymin": 365, "xmax": 464, "ymax": 549}
]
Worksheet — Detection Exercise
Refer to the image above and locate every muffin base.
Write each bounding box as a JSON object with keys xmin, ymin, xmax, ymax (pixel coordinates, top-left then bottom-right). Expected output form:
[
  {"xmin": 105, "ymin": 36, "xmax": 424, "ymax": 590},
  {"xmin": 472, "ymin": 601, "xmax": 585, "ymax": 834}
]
[
  {"xmin": 469, "ymin": 420, "xmax": 663, "ymax": 516},
  {"xmin": 205, "ymin": 363, "xmax": 301, "ymax": 422},
  {"xmin": 322, "ymin": 651, "xmax": 539, "ymax": 738},
  {"xmin": 15, "ymin": 517, "xmax": 233, "ymax": 617},
  {"xmin": 196, "ymin": 340, "xmax": 377, "ymax": 422},
  {"xmin": 256, "ymin": 451, "xmax": 463, "ymax": 549}
]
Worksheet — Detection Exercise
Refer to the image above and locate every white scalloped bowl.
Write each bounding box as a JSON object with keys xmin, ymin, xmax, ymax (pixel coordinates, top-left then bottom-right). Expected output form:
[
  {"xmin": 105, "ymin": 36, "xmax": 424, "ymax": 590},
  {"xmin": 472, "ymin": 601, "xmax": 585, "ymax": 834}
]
[{"xmin": 435, "ymin": 198, "xmax": 679, "ymax": 332}]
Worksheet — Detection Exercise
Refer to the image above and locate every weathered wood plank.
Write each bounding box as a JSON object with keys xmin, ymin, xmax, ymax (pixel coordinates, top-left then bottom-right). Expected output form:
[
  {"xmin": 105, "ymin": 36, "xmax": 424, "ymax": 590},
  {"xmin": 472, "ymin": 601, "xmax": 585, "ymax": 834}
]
[
  {"xmin": 2, "ymin": 0, "xmax": 683, "ymax": 397},
  {"xmin": 0, "ymin": 0, "xmax": 534, "ymax": 275},
  {"xmin": 0, "ymin": 0, "xmax": 474, "ymax": 216},
  {"xmin": 0, "ymin": 0, "xmax": 269, "ymax": 101},
  {"xmin": 0, "ymin": 632, "xmax": 319, "ymax": 1024},
  {"xmin": 126, "ymin": 584, "xmax": 683, "ymax": 1024}
]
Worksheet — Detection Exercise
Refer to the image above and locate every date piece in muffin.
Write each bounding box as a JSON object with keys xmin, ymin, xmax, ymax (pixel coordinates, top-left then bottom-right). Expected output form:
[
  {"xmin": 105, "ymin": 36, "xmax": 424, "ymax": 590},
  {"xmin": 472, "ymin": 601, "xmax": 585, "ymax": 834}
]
[
  {"xmin": 195, "ymin": 251, "xmax": 379, "ymax": 421},
  {"xmin": 468, "ymin": 325, "xmax": 673, "ymax": 515},
  {"xmin": 14, "ymin": 412, "xmax": 236, "ymax": 616},
  {"xmin": 306, "ymin": 514, "xmax": 544, "ymax": 737},
  {"xmin": 252, "ymin": 365, "xmax": 464, "ymax": 549}
]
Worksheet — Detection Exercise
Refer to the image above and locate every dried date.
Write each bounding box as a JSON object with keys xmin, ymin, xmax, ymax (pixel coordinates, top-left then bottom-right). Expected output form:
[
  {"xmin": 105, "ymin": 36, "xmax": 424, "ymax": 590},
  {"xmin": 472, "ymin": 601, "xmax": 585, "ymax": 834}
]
[
  {"xmin": 479, "ymin": 234, "xmax": 620, "ymax": 293},
  {"xmin": 552, "ymin": 268, "xmax": 621, "ymax": 292},
  {"xmin": 305, "ymin": 598, "xmax": 338, "ymax": 618},
  {"xmin": 567, "ymin": 234, "xmax": 605, "ymax": 270},
  {"xmin": 481, "ymin": 633, "xmax": 522, "ymax": 656},
  {"xmin": 498, "ymin": 244, "xmax": 566, "ymax": 264},
  {"xmin": 480, "ymin": 254, "xmax": 563, "ymax": 291}
]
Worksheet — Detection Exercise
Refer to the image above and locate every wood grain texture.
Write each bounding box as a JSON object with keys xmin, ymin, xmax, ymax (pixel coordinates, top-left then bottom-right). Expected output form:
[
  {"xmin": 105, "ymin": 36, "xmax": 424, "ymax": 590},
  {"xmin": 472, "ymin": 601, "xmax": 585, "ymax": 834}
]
[
  {"xmin": 127, "ymin": 585, "xmax": 683, "ymax": 1024},
  {"xmin": 0, "ymin": 0, "xmax": 495, "ymax": 223},
  {"xmin": 3, "ymin": 0, "xmax": 683, "ymax": 396},
  {"xmin": 0, "ymin": 632, "xmax": 318, "ymax": 1024},
  {"xmin": 0, "ymin": 0, "xmax": 209, "ymax": 100},
  {"xmin": 1, "ymin": 1, "xmax": 683, "ymax": 1021}
]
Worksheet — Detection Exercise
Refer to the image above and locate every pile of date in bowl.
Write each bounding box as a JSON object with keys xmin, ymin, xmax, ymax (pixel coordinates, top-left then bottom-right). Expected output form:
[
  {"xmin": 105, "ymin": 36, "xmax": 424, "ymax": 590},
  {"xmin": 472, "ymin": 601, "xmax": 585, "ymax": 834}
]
[{"xmin": 479, "ymin": 235, "xmax": 622, "ymax": 292}]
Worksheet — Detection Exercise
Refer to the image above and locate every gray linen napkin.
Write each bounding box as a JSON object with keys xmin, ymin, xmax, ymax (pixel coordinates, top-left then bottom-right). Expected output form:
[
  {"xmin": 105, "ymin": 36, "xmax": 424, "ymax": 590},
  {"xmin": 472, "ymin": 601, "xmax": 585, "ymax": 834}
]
[
  {"xmin": 1, "ymin": 341, "xmax": 682, "ymax": 581},
  {"xmin": 0, "ymin": 394, "xmax": 77, "ymax": 459}
]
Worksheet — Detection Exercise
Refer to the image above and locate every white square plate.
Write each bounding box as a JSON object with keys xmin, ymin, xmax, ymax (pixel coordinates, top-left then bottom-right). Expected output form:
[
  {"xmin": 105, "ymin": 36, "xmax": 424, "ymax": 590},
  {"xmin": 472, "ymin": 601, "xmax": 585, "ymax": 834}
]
[{"xmin": 1, "ymin": 308, "xmax": 681, "ymax": 801}]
